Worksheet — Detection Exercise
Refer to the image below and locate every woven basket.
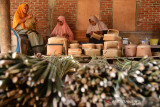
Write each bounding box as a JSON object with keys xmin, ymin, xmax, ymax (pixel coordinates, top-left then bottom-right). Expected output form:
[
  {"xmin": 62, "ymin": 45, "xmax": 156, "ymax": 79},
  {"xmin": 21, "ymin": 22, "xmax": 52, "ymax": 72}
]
[
  {"xmin": 25, "ymin": 17, "xmax": 36, "ymax": 30},
  {"xmin": 68, "ymin": 48, "xmax": 82, "ymax": 56},
  {"xmin": 84, "ymin": 49, "xmax": 101, "ymax": 56},
  {"xmin": 82, "ymin": 44, "xmax": 96, "ymax": 49},
  {"xmin": 48, "ymin": 37, "xmax": 67, "ymax": 45},
  {"xmin": 47, "ymin": 44, "xmax": 63, "ymax": 56},
  {"xmin": 103, "ymin": 48, "xmax": 122, "ymax": 58},
  {"xmin": 103, "ymin": 34, "xmax": 122, "ymax": 41},
  {"xmin": 104, "ymin": 41, "xmax": 122, "ymax": 50},
  {"xmin": 70, "ymin": 43, "xmax": 79, "ymax": 49},
  {"xmin": 96, "ymin": 44, "xmax": 103, "ymax": 49},
  {"xmin": 91, "ymin": 33, "xmax": 102, "ymax": 40},
  {"xmin": 108, "ymin": 29, "xmax": 119, "ymax": 36}
]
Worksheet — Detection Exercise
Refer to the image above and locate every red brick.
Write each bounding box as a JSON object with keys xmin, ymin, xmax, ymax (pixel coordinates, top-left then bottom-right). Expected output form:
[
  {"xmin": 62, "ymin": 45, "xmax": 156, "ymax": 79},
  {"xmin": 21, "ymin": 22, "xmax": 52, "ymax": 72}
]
[
  {"xmin": 53, "ymin": 0, "xmax": 77, "ymax": 30},
  {"xmin": 136, "ymin": 0, "xmax": 160, "ymax": 31},
  {"xmin": 100, "ymin": 0, "xmax": 113, "ymax": 29}
]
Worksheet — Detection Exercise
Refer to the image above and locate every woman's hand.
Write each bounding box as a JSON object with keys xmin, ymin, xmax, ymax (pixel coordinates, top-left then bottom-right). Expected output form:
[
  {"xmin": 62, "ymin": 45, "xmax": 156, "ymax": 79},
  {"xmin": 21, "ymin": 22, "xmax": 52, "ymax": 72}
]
[
  {"xmin": 95, "ymin": 31, "xmax": 103, "ymax": 35},
  {"xmin": 18, "ymin": 14, "xmax": 33, "ymax": 24},
  {"xmin": 63, "ymin": 33, "xmax": 69, "ymax": 37},
  {"xmin": 27, "ymin": 14, "xmax": 33, "ymax": 19},
  {"xmin": 50, "ymin": 34, "xmax": 56, "ymax": 37},
  {"xmin": 89, "ymin": 31, "xmax": 94, "ymax": 35}
]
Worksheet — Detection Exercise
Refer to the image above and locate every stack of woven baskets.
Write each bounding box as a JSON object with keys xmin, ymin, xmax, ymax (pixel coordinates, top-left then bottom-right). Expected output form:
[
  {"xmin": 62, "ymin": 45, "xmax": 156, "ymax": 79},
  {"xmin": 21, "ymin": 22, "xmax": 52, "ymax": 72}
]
[
  {"xmin": 68, "ymin": 43, "xmax": 82, "ymax": 56},
  {"xmin": 82, "ymin": 43, "xmax": 102, "ymax": 56},
  {"xmin": 47, "ymin": 37, "xmax": 68, "ymax": 55},
  {"xmin": 103, "ymin": 29, "xmax": 122, "ymax": 58}
]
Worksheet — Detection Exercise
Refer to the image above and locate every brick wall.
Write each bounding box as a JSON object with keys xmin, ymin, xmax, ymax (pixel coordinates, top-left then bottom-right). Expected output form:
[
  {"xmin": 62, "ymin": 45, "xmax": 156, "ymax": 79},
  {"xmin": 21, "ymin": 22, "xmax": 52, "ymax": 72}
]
[
  {"xmin": 100, "ymin": 0, "xmax": 160, "ymax": 31},
  {"xmin": 10, "ymin": 0, "xmax": 160, "ymax": 38},
  {"xmin": 10, "ymin": 0, "xmax": 49, "ymax": 37},
  {"xmin": 136, "ymin": 0, "xmax": 160, "ymax": 31},
  {"xmin": 53, "ymin": 0, "xmax": 77, "ymax": 30},
  {"xmin": 100, "ymin": 0, "xmax": 113, "ymax": 29}
]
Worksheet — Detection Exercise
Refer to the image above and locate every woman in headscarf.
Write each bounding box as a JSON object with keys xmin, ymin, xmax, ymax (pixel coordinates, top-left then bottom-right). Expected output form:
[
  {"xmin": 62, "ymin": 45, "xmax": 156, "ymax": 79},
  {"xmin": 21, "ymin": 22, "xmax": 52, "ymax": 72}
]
[
  {"xmin": 86, "ymin": 16, "xmax": 108, "ymax": 44},
  {"xmin": 13, "ymin": 3, "xmax": 44, "ymax": 53},
  {"xmin": 50, "ymin": 16, "xmax": 74, "ymax": 41}
]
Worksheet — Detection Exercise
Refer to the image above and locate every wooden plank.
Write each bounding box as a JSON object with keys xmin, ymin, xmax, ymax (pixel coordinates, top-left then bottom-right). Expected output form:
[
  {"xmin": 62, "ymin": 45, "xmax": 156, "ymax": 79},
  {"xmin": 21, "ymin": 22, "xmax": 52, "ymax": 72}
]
[
  {"xmin": 120, "ymin": 31, "xmax": 160, "ymax": 45},
  {"xmin": 113, "ymin": 0, "xmax": 136, "ymax": 31},
  {"xmin": 73, "ymin": 56, "xmax": 160, "ymax": 59},
  {"xmin": 150, "ymin": 45, "xmax": 160, "ymax": 49},
  {"xmin": 77, "ymin": 0, "xmax": 100, "ymax": 30},
  {"xmin": 44, "ymin": 55, "xmax": 160, "ymax": 59}
]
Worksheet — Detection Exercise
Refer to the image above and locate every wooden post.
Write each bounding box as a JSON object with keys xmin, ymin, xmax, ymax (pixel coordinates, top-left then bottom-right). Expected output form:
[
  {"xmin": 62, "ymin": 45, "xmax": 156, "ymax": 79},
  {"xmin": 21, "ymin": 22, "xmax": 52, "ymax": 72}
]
[
  {"xmin": 48, "ymin": 0, "xmax": 56, "ymax": 34},
  {"xmin": 0, "ymin": 0, "xmax": 11, "ymax": 54}
]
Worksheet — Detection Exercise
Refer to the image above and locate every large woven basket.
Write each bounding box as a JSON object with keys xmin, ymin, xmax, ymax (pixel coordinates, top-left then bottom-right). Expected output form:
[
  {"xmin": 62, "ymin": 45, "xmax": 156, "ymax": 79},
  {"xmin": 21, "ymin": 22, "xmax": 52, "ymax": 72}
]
[{"xmin": 25, "ymin": 17, "xmax": 36, "ymax": 30}]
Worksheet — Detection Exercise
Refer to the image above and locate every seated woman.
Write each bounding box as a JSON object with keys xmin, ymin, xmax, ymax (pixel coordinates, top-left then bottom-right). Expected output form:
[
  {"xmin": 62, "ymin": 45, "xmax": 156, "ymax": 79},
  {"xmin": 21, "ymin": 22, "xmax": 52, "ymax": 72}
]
[
  {"xmin": 86, "ymin": 16, "xmax": 108, "ymax": 44},
  {"xmin": 13, "ymin": 3, "xmax": 44, "ymax": 53},
  {"xmin": 50, "ymin": 16, "xmax": 74, "ymax": 41}
]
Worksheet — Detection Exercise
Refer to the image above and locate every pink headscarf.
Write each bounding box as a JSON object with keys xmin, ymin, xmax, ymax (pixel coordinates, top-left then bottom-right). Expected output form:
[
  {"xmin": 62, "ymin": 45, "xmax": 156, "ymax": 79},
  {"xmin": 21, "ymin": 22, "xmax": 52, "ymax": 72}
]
[
  {"xmin": 86, "ymin": 16, "xmax": 108, "ymax": 34},
  {"xmin": 51, "ymin": 16, "xmax": 74, "ymax": 41}
]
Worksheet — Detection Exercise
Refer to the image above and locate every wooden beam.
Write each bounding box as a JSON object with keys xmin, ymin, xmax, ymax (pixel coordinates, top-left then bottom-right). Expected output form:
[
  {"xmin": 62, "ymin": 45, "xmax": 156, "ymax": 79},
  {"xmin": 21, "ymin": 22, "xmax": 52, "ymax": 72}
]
[
  {"xmin": 48, "ymin": 0, "xmax": 56, "ymax": 35},
  {"xmin": 0, "ymin": 0, "xmax": 11, "ymax": 53}
]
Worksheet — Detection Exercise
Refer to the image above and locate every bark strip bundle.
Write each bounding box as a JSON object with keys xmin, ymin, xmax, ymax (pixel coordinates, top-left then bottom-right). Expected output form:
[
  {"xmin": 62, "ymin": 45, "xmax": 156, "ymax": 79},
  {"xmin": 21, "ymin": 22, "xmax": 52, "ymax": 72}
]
[
  {"xmin": 0, "ymin": 52, "xmax": 79, "ymax": 107},
  {"xmin": 64, "ymin": 57, "xmax": 160, "ymax": 107}
]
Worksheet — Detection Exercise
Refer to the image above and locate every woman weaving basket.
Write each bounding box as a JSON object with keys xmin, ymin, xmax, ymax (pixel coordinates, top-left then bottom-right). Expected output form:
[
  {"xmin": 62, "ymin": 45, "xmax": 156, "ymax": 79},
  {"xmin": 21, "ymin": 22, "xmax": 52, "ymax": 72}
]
[
  {"xmin": 13, "ymin": 3, "xmax": 44, "ymax": 53},
  {"xmin": 50, "ymin": 16, "xmax": 74, "ymax": 41},
  {"xmin": 86, "ymin": 16, "xmax": 108, "ymax": 44}
]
